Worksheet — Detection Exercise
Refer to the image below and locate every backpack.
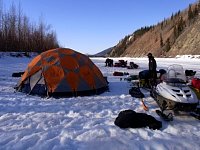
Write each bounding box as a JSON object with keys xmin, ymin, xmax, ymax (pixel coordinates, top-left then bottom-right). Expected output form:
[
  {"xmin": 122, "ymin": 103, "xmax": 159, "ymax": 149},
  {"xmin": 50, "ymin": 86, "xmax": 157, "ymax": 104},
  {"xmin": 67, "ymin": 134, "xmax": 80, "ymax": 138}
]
[{"xmin": 129, "ymin": 87, "xmax": 144, "ymax": 98}]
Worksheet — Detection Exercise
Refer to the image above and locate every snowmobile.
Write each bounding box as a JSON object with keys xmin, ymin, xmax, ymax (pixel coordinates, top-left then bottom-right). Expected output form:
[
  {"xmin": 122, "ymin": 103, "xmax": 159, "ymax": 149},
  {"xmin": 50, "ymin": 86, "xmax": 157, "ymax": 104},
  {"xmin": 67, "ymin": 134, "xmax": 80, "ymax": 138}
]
[{"xmin": 151, "ymin": 64, "xmax": 200, "ymax": 121}]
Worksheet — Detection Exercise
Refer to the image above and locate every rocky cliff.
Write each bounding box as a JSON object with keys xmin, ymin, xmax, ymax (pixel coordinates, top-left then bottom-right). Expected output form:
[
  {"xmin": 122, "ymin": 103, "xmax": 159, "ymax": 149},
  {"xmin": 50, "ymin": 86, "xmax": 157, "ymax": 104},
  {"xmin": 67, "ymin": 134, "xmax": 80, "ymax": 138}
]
[{"xmin": 108, "ymin": 2, "xmax": 200, "ymax": 57}]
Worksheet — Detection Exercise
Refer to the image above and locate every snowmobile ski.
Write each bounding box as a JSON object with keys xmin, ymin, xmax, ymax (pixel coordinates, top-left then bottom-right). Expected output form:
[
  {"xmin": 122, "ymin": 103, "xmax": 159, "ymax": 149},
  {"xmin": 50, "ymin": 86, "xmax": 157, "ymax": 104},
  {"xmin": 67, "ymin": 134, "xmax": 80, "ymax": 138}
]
[
  {"xmin": 156, "ymin": 110, "xmax": 173, "ymax": 121},
  {"xmin": 190, "ymin": 108, "xmax": 200, "ymax": 120},
  {"xmin": 190, "ymin": 112, "xmax": 200, "ymax": 120}
]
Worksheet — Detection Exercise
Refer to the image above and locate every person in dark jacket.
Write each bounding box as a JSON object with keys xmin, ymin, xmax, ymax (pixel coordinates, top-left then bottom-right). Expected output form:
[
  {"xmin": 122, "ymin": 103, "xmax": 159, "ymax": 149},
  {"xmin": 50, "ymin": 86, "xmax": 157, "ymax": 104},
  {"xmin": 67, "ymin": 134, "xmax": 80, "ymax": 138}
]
[{"xmin": 147, "ymin": 53, "xmax": 157, "ymax": 86}]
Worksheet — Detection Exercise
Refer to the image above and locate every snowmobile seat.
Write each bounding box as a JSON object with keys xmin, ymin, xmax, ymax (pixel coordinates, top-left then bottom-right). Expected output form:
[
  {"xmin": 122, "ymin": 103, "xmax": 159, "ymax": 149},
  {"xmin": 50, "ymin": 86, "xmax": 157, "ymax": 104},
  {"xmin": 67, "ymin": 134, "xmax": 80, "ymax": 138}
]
[{"xmin": 185, "ymin": 70, "xmax": 196, "ymax": 77}]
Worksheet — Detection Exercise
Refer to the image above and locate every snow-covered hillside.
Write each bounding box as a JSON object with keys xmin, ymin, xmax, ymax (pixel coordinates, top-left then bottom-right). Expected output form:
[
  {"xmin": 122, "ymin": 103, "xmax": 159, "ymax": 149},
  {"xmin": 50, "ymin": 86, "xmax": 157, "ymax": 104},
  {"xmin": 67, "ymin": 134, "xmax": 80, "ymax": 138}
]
[{"xmin": 0, "ymin": 55, "xmax": 200, "ymax": 150}]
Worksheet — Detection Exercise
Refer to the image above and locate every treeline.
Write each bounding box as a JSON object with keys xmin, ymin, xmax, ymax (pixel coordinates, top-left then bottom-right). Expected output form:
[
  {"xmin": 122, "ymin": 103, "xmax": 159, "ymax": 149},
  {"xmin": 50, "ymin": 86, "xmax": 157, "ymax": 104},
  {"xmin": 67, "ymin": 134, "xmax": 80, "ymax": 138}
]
[
  {"xmin": 159, "ymin": 1, "xmax": 200, "ymax": 53},
  {"xmin": 133, "ymin": 26, "xmax": 153, "ymax": 40},
  {"xmin": 174, "ymin": 1, "xmax": 200, "ymax": 39},
  {"xmin": 109, "ymin": 25, "xmax": 154, "ymax": 57},
  {"xmin": 0, "ymin": 1, "xmax": 59, "ymax": 53}
]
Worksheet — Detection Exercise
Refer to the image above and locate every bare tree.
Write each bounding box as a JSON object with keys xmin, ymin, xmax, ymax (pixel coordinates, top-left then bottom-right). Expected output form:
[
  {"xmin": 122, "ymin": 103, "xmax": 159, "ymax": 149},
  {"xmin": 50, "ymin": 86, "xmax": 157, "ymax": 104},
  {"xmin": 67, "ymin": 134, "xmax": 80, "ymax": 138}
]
[{"xmin": 0, "ymin": 1, "xmax": 60, "ymax": 52}]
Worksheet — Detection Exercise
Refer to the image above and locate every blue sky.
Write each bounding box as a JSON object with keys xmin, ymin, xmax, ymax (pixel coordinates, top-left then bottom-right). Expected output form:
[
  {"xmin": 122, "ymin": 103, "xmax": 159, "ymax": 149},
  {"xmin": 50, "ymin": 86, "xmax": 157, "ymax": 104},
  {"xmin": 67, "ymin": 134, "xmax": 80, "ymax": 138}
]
[{"xmin": 3, "ymin": 0, "xmax": 197, "ymax": 54}]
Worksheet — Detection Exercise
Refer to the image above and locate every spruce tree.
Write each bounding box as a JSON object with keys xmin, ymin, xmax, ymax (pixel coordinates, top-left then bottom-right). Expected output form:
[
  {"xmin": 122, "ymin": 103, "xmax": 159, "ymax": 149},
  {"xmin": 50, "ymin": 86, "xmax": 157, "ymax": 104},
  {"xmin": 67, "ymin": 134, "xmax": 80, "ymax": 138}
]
[
  {"xmin": 165, "ymin": 38, "xmax": 170, "ymax": 52},
  {"xmin": 188, "ymin": 4, "xmax": 193, "ymax": 20},
  {"xmin": 160, "ymin": 33, "xmax": 163, "ymax": 47}
]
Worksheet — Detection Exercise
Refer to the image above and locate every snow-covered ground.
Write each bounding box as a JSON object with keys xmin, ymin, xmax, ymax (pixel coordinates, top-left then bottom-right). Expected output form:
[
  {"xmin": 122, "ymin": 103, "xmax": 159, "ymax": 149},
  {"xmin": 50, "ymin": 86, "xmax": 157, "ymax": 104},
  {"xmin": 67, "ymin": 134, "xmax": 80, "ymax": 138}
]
[{"xmin": 0, "ymin": 55, "xmax": 200, "ymax": 150}]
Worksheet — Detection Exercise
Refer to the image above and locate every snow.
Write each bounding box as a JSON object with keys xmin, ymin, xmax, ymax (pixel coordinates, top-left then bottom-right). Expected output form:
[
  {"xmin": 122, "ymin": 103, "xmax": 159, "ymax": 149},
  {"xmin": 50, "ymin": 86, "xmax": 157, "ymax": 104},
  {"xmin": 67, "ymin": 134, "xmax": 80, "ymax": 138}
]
[{"xmin": 0, "ymin": 55, "xmax": 200, "ymax": 150}]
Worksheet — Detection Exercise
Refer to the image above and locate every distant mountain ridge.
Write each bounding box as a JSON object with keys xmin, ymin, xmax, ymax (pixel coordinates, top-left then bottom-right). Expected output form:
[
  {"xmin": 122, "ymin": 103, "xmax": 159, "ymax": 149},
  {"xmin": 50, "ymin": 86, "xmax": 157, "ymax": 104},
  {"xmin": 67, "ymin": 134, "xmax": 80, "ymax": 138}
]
[
  {"xmin": 94, "ymin": 47, "xmax": 113, "ymax": 57},
  {"xmin": 98, "ymin": 1, "xmax": 200, "ymax": 57}
]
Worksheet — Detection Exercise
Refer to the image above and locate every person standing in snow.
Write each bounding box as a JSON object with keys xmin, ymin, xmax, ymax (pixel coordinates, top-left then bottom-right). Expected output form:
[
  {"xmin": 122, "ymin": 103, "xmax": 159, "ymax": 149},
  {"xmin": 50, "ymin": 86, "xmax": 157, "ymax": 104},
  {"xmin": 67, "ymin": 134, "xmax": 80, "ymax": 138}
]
[{"xmin": 147, "ymin": 53, "xmax": 157, "ymax": 86}]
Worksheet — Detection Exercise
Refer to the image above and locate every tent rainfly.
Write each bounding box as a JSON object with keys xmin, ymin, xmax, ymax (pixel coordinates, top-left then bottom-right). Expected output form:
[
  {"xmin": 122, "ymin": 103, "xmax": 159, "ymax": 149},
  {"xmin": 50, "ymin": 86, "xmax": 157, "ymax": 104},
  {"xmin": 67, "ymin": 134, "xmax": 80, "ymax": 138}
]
[{"xmin": 16, "ymin": 48, "xmax": 108, "ymax": 97}]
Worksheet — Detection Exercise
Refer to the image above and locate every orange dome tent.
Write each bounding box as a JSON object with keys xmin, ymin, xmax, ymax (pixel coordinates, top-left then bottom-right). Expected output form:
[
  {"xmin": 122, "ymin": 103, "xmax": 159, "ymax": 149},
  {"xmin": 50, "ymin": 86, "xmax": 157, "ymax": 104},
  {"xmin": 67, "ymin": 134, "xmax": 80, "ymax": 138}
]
[{"xmin": 16, "ymin": 48, "xmax": 108, "ymax": 97}]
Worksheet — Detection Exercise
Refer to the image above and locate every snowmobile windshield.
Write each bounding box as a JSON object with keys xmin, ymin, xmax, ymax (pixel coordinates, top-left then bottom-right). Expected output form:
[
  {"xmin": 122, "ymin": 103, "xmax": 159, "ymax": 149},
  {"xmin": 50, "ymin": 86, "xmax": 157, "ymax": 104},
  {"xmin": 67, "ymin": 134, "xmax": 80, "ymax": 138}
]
[
  {"xmin": 166, "ymin": 65, "xmax": 186, "ymax": 85},
  {"xmin": 165, "ymin": 78, "xmax": 186, "ymax": 87}
]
